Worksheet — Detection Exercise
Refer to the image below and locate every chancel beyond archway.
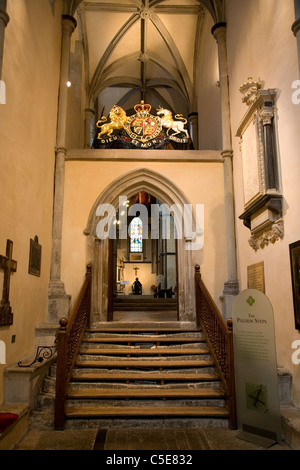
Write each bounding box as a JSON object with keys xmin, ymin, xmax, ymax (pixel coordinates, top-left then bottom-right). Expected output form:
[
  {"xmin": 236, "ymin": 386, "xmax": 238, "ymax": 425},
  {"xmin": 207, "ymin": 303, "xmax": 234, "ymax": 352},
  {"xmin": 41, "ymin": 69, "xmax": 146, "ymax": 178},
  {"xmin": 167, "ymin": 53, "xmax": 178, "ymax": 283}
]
[{"xmin": 112, "ymin": 192, "xmax": 178, "ymax": 311}]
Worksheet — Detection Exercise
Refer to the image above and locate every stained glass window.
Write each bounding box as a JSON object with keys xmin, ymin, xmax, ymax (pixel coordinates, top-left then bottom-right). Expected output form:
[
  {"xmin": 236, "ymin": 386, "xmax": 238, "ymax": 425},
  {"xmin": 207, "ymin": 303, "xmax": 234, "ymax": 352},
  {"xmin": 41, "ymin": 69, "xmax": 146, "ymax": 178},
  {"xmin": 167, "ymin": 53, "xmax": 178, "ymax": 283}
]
[{"xmin": 130, "ymin": 217, "xmax": 143, "ymax": 253}]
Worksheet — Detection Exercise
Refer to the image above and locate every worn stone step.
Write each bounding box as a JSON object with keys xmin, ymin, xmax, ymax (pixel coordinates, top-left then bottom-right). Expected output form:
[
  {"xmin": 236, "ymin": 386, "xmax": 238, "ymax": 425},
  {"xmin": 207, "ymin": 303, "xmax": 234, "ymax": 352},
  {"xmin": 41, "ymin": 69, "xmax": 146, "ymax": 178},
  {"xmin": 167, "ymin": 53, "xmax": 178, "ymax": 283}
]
[
  {"xmin": 86, "ymin": 327, "xmax": 201, "ymax": 333},
  {"xmin": 66, "ymin": 398, "xmax": 225, "ymax": 409},
  {"xmin": 113, "ymin": 306, "xmax": 177, "ymax": 311},
  {"xmin": 68, "ymin": 380, "xmax": 221, "ymax": 391},
  {"xmin": 113, "ymin": 299, "xmax": 177, "ymax": 305},
  {"xmin": 75, "ymin": 359, "xmax": 214, "ymax": 369},
  {"xmin": 85, "ymin": 331, "xmax": 202, "ymax": 338},
  {"xmin": 85, "ymin": 330, "xmax": 202, "ymax": 336},
  {"xmin": 65, "ymin": 405, "xmax": 229, "ymax": 419},
  {"xmin": 71, "ymin": 371, "xmax": 218, "ymax": 382},
  {"xmin": 83, "ymin": 335, "xmax": 204, "ymax": 344},
  {"xmin": 90, "ymin": 321, "xmax": 197, "ymax": 330},
  {"xmin": 79, "ymin": 347, "xmax": 209, "ymax": 356},
  {"xmin": 67, "ymin": 387, "xmax": 224, "ymax": 400}
]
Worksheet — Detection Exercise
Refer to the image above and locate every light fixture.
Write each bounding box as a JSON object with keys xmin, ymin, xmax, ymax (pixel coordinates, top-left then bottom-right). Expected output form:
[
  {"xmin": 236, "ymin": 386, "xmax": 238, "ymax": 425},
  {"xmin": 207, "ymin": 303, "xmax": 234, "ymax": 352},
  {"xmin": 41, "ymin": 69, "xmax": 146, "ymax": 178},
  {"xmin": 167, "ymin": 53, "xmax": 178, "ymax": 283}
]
[{"xmin": 67, "ymin": 80, "xmax": 71, "ymax": 87}]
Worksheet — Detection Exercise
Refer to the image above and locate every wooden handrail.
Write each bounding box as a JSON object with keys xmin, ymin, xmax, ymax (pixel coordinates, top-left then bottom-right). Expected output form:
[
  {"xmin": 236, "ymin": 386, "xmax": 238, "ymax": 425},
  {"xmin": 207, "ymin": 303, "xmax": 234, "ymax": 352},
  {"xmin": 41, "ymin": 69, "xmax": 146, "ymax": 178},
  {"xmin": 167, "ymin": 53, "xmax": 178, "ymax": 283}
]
[
  {"xmin": 54, "ymin": 265, "xmax": 92, "ymax": 429},
  {"xmin": 194, "ymin": 265, "xmax": 237, "ymax": 429}
]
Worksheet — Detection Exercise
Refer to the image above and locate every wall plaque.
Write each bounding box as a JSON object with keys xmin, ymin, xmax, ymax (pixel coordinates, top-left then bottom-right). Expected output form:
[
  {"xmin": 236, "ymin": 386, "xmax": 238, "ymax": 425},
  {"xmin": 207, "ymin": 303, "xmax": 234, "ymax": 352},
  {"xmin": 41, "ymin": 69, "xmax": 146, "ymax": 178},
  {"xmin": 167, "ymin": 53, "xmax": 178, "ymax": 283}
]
[
  {"xmin": 232, "ymin": 289, "xmax": 282, "ymax": 447},
  {"xmin": 247, "ymin": 261, "xmax": 265, "ymax": 293},
  {"xmin": 236, "ymin": 78, "xmax": 283, "ymax": 251},
  {"xmin": 28, "ymin": 236, "xmax": 42, "ymax": 277}
]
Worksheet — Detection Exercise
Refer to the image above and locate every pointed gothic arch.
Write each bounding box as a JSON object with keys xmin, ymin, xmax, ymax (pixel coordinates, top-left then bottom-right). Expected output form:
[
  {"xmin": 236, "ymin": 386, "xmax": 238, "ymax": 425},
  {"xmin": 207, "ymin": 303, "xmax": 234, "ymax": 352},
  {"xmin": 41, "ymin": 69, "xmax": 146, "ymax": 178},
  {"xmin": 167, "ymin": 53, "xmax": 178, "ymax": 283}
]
[{"xmin": 84, "ymin": 168, "xmax": 200, "ymax": 325}]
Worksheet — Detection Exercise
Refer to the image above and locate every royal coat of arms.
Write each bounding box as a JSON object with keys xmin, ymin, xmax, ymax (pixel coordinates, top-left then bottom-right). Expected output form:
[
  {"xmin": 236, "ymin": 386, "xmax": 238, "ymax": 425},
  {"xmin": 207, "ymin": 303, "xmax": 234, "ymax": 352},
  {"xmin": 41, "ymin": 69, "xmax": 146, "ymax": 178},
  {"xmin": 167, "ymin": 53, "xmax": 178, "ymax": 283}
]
[{"xmin": 95, "ymin": 101, "xmax": 190, "ymax": 149}]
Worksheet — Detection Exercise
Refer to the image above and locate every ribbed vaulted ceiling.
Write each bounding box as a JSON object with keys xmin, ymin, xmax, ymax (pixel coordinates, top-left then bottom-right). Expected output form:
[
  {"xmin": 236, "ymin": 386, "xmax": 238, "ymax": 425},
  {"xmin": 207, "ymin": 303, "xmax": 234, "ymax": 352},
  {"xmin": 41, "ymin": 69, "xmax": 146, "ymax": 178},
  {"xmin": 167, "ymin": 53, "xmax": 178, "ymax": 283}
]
[{"xmin": 65, "ymin": 0, "xmax": 225, "ymax": 117}]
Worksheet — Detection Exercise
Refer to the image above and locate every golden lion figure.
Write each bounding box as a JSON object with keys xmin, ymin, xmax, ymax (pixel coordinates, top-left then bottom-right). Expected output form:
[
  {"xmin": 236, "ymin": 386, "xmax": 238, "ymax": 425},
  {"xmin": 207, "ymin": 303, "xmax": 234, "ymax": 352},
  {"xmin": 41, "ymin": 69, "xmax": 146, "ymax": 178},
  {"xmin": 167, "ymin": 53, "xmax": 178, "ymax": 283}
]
[{"xmin": 96, "ymin": 105, "xmax": 127, "ymax": 138}]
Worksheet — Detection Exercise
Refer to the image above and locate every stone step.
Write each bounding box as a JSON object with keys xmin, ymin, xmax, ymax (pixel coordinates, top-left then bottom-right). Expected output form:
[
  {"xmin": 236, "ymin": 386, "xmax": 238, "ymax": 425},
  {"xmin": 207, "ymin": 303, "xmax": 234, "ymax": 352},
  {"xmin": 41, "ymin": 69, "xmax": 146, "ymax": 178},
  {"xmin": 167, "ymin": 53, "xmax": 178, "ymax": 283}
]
[
  {"xmin": 113, "ymin": 306, "xmax": 177, "ymax": 311},
  {"xmin": 82, "ymin": 335, "xmax": 204, "ymax": 344},
  {"xmin": 90, "ymin": 321, "xmax": 197, "ymax": 330},
  {"xmin": 113, "ymin": 298, "xmax": 177, "ymax": 305},
  {"xmin": 65, "ymin": 405, "xmax": 229, "ymax": 419},
  {"xmin": 86, "ymin": 327, "xmax": 201, "ymax": 333},
  {"xmin": 85, "ymin": 330, "xmax": 202, "ymax": 336},
  {"xmin": 114, "ymin": 297, "xmax": 177, "ymax": 301},
  {"xmin": 67, "ymin": 398, "xmax": 225, "ymax": 409},
  {"xmin": 79, "ymin": 347, "xmax": 209, "ymax": 356},
  {"xmin": 67, "ymin": 387, "xmax": 224, "ymax": 400},
  {"xmin": 71, "ymin": 371, "xmax": 218, "ymax": 382},
  {"xmin": 75, "ymin": 359, "xmax": 214, "ymax": 369}
]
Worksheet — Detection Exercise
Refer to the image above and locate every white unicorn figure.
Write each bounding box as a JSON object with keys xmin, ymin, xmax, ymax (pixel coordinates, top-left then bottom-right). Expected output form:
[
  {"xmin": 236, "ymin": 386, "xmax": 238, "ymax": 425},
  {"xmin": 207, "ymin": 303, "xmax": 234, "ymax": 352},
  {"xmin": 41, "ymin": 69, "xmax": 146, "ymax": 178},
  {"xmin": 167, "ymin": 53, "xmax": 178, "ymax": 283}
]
[{"xmin": 156, "ymin": 106, "xmax": 190, "ymax": 138}]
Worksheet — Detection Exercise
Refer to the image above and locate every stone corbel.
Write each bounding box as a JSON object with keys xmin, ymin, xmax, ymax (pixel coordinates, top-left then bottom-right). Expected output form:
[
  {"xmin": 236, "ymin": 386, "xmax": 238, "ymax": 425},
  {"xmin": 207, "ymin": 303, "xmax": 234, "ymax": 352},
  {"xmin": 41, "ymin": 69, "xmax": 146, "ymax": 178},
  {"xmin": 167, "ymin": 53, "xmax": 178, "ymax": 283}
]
[{"xmin": 248, "ymin": 218, "xmax": 284, "ymax": 251}]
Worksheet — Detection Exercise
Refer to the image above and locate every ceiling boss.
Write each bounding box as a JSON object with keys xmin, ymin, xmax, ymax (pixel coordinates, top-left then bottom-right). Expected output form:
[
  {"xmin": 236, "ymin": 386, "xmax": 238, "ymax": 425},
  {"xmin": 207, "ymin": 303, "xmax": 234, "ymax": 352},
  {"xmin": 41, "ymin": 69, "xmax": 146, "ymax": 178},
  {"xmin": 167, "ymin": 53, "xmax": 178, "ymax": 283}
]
[{"xmin": 96, "ymin": 101, "xmax": 190, "ymax": 149}]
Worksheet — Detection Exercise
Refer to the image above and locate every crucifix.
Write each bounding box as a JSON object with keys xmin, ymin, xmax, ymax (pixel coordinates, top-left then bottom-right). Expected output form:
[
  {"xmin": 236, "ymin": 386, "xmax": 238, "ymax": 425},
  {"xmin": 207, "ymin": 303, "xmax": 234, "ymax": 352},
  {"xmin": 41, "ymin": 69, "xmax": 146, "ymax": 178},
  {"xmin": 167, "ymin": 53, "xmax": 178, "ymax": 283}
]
[
  {"xmin": 133, "ymin": 266, "xmax": 139, "ymax": 276},
  {"xmin": 0, "ymin": 239, "xmax": 17, "ymax": 326}
]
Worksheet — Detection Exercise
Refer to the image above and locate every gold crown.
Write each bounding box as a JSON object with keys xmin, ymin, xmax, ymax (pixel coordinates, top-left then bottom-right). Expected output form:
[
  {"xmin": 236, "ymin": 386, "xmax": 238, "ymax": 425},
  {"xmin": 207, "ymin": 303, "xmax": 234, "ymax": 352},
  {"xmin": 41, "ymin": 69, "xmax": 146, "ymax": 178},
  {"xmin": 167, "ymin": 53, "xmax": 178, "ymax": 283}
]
[{"xmin": 134, "ymin": 101, "xmax": 151, "ymax": 113}]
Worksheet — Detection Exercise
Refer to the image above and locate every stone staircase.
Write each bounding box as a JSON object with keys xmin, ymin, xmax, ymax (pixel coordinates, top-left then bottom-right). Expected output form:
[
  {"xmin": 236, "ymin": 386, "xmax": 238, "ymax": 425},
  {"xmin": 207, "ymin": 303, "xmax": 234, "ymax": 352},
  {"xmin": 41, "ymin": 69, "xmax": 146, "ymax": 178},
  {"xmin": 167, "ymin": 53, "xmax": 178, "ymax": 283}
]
[{"xmin": 30, "ymin": 322, "xmax": 230, "ymax": 429}]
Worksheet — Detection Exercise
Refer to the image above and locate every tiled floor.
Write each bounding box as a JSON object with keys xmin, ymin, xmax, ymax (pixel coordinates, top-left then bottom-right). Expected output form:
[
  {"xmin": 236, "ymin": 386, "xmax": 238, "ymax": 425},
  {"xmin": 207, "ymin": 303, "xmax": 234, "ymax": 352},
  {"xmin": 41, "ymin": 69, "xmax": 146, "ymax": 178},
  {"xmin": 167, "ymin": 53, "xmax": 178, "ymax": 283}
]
[{"xmin": 14, "ymin": 427, "xmax": 292, "ymax": 451}]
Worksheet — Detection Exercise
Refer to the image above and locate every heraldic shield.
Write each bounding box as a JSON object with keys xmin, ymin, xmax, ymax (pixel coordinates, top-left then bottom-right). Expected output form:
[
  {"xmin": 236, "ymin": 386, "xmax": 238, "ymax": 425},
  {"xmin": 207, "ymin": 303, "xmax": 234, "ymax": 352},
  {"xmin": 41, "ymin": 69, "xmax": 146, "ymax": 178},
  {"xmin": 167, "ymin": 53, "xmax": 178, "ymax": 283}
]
[{"xmin": 124, "ymin": 102, "xmax": 162, "ymax": 145}]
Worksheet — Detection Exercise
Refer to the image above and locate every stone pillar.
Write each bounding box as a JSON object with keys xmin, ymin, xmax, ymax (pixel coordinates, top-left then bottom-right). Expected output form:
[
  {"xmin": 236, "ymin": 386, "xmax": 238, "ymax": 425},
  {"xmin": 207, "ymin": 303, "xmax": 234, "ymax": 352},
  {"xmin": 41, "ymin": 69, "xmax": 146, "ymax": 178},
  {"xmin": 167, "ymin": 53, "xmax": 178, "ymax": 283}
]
[
  {"xmin": 212, "ymin": 22, "xmax": 239, "ymax": 320},
  {"xmin": 292, "ymin": 0, "xmax": 300, "ymax": 75},
  {"xmin": 0, "ymin": 0, "xmax": 9, "ymax": 80},
  {"xmin": 188, "ymin": 112, "xmax": 199, "ymax": 149},
  {"xmin": 84, "ymin": 108, "xmax": 95, "ymax": 149},
  {"xmin": 48, "ymin": 15, "xmax": 77, "ymax": 323}
]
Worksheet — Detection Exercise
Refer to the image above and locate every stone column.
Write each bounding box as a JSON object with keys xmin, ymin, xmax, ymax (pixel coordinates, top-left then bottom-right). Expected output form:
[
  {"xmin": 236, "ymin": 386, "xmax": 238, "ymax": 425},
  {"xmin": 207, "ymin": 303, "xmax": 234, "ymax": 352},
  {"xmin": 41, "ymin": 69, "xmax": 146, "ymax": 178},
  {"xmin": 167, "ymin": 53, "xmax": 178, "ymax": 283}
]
[
  {"xmin": 212, "ymin": 22, "xmax": 239, "ymax": 320},
  {"xmin": 48, "ymin": 15, "xmax": 77, "ymax": 323},
  {"xmin": 84, "ymin": 108, "xmax": 95, "ymax": 148},
  {"xmin": 292, "ymin": 0, "xmax": 300, "ymax": 75},
  {"xmin": 188, "ymin": 112, "xmax": 199, "ymax": 149},
  {"xmin": 0, "ymin": 0, "xmax": 9, "ymax": 80}
]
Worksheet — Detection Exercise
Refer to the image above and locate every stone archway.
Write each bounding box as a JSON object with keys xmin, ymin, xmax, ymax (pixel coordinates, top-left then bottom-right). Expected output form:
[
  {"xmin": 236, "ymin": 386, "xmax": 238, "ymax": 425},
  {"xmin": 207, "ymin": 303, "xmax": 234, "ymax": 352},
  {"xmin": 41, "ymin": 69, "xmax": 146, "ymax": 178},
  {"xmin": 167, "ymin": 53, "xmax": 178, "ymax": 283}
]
[{"xmin": 84, "ymin": 168, "xmax": 200, "ymax": 325}]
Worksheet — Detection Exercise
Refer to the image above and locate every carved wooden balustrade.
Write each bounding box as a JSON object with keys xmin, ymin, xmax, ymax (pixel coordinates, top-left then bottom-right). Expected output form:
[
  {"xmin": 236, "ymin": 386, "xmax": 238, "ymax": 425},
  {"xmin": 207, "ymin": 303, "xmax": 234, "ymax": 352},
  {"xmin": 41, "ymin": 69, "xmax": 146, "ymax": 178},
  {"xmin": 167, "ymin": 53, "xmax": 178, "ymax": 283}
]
[
  {"xmin": 194, "ymin": 265, "xmax": 237, "ymax": 429},
  {"xmin": 54, "ymin": 265, "xmax": 92, "ymax": 430}
]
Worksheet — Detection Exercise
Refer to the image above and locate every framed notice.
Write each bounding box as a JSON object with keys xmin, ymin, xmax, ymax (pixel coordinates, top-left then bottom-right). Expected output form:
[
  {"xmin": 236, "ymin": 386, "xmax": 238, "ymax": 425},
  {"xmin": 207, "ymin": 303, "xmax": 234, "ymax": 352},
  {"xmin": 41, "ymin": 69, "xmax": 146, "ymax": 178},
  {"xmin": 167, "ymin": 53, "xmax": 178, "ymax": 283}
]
[
  {"xmin": 247, "ymin": 262, "xmax": 265, "ymax": 293},
  {"xmin": 289, "ymin": 241, "xmax": 300, "ymax": 330}
]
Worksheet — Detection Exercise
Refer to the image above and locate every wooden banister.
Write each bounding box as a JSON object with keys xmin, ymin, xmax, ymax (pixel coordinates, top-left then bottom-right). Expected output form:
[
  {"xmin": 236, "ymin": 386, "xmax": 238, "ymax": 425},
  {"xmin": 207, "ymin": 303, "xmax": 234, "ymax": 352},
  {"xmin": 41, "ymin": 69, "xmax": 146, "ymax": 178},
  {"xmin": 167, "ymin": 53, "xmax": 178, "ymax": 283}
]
[
  {"xmin": 194, "ymin": 265, "xmax": 237, "ymax": 429},
  {"xmin": 54, "ymin": 265, "xmax": 92, "ymax": 429}
]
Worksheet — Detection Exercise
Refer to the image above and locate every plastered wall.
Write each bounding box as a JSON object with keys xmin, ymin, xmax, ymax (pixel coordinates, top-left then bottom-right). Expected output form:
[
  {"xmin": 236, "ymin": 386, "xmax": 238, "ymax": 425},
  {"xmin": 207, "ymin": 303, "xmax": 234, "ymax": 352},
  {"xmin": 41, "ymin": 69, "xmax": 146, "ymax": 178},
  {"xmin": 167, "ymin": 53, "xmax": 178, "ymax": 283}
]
[
  {"xmin": 227, "ymin": 0, "xmax": 300, "ymax": 405},
  {"xmin": 0, "ymin": 0, "xmax": 62, "ymax": 404},
  {"xmin": 61, "ymin": 158, "xmax": 228, "ymax": 316}
]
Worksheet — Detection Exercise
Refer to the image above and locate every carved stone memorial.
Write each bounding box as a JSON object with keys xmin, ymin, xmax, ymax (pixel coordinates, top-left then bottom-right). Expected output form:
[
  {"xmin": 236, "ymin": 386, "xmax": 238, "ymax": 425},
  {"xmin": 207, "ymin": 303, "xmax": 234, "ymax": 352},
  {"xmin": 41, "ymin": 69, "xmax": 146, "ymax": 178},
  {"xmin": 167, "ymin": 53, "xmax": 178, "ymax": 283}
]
[
  {"xmin": 232, "ymin": 289, "xmax": 282, "ymax": 447},
  {"xmin": 236, "ymin": 78, "xmax": 283, "ymax": 251}
]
